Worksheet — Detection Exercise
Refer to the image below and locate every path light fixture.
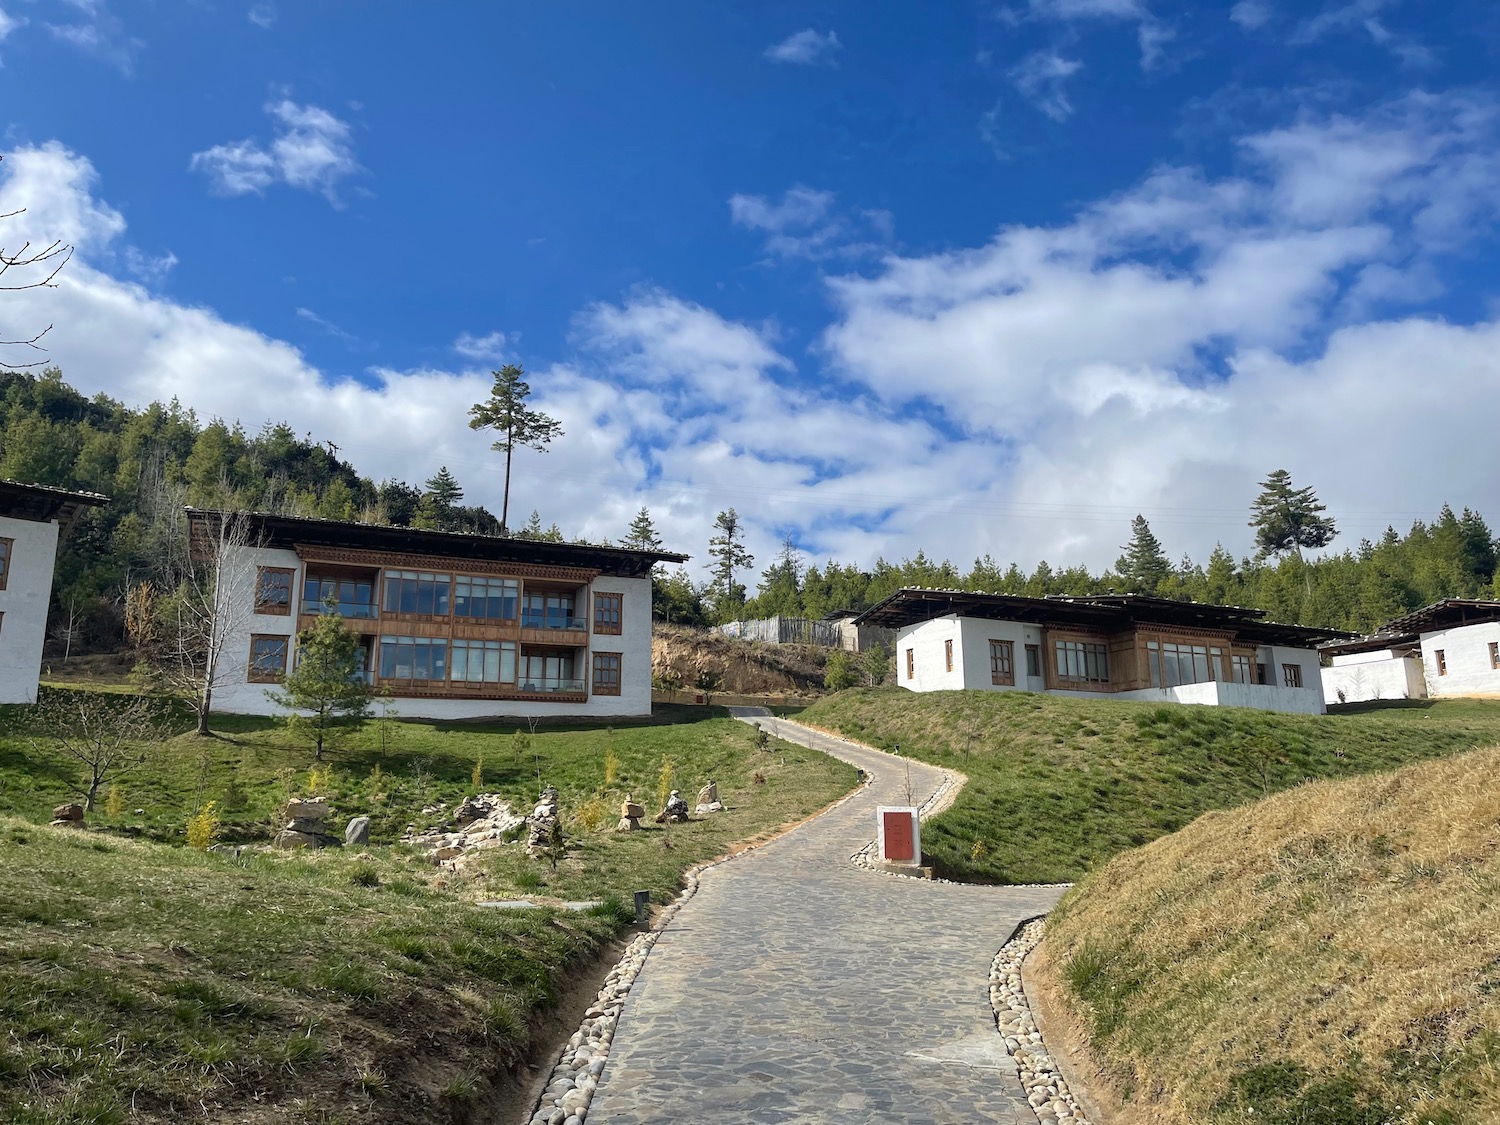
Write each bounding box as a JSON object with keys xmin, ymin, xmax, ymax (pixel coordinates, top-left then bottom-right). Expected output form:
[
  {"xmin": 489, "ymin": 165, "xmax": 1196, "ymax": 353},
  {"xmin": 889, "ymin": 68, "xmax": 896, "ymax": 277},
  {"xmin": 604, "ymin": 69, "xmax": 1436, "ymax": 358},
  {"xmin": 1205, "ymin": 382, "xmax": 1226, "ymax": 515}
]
[{"xmin": 633, "ymin": 889, "xmax": 650, "ymax": 926}]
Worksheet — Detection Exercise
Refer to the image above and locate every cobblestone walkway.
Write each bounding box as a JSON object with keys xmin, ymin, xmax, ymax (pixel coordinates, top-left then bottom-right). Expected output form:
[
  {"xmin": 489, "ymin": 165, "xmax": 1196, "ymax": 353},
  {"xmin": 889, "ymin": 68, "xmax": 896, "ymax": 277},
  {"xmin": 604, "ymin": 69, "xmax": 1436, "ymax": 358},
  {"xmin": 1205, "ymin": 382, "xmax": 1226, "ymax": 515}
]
[{"xmin": 585, "ymin": 709, "xmax": 1065, "ymax": 1124}]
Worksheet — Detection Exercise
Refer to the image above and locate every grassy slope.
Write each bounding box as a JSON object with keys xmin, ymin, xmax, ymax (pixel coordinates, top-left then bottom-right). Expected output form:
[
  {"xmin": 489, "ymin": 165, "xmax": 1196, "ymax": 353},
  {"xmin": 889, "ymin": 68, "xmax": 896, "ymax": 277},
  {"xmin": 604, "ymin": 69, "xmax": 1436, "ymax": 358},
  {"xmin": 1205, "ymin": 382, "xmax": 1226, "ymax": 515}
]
[
  {"xmin": 799, "ymin": 687, "xmax": 1500, "ymax": 882},
  {"xmin": 0, "ymin": 693, "xmax": 857, "ymax": 1124},
  {"xmin": 1037, "ymin": 747, "xmax": 1500, "ymax": 1125}
]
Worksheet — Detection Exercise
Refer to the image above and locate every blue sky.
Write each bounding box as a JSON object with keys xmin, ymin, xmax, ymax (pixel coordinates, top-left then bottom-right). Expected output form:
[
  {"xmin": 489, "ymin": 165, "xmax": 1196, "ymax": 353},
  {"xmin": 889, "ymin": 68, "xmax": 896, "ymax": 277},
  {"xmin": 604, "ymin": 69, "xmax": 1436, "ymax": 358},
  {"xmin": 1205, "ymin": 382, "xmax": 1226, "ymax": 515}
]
[{"xmin": 3, "ymin": 0, "xmax": 1500, "ymax": 578}]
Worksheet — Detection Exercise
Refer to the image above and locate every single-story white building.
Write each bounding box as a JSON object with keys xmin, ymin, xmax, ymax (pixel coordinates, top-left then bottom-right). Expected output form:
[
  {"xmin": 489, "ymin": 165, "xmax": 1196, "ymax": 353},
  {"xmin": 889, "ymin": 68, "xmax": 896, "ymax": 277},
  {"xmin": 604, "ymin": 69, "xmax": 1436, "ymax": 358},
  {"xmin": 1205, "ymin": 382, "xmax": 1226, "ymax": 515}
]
[
  {"xmin": 1321, "ymin": 600, "xmax": 1500, "ymax": 704},
  {"xmin": 0, "ymin": 480, "xmax": 110, "ymax": 705},
  {"xmin": 855, "ymin": 589, "xmax": 1353, "ymax": 715},
  {"xmin": 190, "ymin": 509, "xmax": 686, "ymax": 720}
]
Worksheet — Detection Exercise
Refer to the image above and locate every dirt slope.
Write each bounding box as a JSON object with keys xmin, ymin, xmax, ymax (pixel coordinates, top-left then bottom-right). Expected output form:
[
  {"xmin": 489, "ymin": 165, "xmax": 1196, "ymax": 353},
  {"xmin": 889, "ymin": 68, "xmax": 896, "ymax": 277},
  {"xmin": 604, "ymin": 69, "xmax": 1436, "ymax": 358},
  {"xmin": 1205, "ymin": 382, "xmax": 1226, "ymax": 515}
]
[{"xmin": 651, "ymin": 624, "xmax": 829, "ymax": 696}]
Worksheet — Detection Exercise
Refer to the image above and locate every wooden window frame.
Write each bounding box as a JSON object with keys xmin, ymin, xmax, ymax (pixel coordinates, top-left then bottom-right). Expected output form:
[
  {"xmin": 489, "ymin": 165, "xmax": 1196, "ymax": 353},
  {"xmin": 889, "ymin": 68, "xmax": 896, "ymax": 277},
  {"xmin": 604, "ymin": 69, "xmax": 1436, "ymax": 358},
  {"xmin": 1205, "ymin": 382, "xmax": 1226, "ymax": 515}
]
[
  {"xmin": 1054, "ymin": 639, "xmax": 1109, "ymax": 685},
  {"xmin": 255, "ymin": 566, "xmax": 295, "ymax": 615},
  {"xmin": 1281, "ymin": 662, "xmax": 1303, "ymax": 689},
  {"xmin": 1024, "ymin": 644, "xmax": 1041, "ymax": 679},
  {"xmin": 0, "ymin": 536, "xmax": 12, "ymax": 591},
  {"xmin": 944, "ymin": 638, "xmax": 954, "ymax": 673},
  {"xmin": 990, "ymin": 640, "xmax": 1015, "ymax": 686},
  {"xmin": 594, "ymin": 591, "xmax": 623, "ymax": 635},
  {"xmin": 905, "ymin": 648, "xmax": 915, "ymax": 680},
  {"xmin": 1490, "ymin": 642, "xmax": 1499, "ymax": 670},
  {"xmin": 592, "ymin": 651, "xmax": 622, "ymax": 696},
  {"xmin": 247, "ymin": 634, "xmax": 289, "ymax": 682},
  {"xmin": 1435, "ymin": 649, "xmax": 1447, "ymax": 676}
]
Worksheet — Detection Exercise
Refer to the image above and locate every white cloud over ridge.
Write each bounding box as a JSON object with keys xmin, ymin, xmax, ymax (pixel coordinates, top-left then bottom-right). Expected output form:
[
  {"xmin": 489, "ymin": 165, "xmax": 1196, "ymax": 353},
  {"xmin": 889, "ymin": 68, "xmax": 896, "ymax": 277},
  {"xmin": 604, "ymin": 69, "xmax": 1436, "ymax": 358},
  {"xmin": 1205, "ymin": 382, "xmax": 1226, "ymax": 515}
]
[
  {"xmin": 191, "ymin": 100, "xmax": 361, "ymax": 203},
  {"xmin": 764, "ymin": 29, "xmax": 840, "ymax": 65},
  {"xmin": 5, "ymin": 91, "xmax": 1500, "ymax": 580}
]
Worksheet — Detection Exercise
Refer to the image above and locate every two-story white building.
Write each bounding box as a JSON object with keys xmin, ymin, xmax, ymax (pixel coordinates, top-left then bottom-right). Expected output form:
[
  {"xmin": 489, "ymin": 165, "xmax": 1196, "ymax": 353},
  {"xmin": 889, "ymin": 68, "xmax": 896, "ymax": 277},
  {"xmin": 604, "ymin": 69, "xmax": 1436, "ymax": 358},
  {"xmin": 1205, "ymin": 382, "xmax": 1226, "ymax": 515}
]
[
  {"xmin": 856, "ymin": 589, "xmax": 1351, "ymax": 715},
  {"xmin": 1321, "ymin": 600, "xmax": 1500, "ymax": 704},
  {"xmin": 191, "ymin": 509, "xmax": 685, "ymax": 720},
  {"xmin": 0, "ymin": 480, "xmax": 110, "ymax": 705}
]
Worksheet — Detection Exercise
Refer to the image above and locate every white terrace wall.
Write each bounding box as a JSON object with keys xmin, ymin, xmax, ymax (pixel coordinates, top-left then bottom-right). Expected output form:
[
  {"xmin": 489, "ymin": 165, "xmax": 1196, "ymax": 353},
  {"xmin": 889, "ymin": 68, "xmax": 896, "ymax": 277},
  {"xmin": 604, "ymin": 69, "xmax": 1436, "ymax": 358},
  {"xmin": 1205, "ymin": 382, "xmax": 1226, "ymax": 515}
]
[
  {"xmin": 1321, "ymin": 650, "xmax": 1428, "ymax": 705},
  {"xmin": 897, "ymin": 618, "xmax": 966, "ymax": 692},
  {"xmin": 0, "ymin": 514, "xmax": 62, "ymax": 705},
  {"xmin": 1421, "ymin": 621, "xmax": 1500, "ymax": 697},
  {"xmin": 957, "ymin": 617, "xmax": 1044, "ymax": 692}
]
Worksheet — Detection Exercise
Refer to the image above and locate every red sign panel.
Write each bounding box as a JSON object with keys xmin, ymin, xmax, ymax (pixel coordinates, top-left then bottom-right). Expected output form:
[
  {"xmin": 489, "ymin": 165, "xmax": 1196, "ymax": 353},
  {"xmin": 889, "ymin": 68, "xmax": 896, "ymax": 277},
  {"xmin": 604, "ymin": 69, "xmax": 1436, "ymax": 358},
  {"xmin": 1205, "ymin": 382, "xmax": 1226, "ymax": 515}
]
[{"xmin": 883, "ymin": 810, "xmax": 914, "ymax": 861}]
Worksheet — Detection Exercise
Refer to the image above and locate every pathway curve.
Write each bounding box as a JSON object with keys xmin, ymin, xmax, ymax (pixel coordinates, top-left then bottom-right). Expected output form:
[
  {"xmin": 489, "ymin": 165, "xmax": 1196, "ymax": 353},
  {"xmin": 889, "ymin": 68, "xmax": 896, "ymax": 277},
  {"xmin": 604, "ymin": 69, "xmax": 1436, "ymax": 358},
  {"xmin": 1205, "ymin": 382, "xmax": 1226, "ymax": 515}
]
[{"xmin": 585, "ymin": 709, "xmax": 1065, "ymax": 1124}]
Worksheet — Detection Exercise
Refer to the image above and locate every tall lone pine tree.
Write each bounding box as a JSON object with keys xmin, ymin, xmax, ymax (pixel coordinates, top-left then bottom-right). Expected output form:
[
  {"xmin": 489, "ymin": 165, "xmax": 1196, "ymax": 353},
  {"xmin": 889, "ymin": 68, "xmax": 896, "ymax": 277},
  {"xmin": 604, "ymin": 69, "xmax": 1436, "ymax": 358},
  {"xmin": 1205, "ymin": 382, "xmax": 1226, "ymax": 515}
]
[
  {"xmin": 707, "ymin": 508, "xmax": 754, "ymax": 621},
  {"xmin": 1116, "ymin": 514, "xmax": 1171, "ymax": 595},
  {"xmin": 467, "ymin": 365, "xmax": 563, "ymax": 535}
]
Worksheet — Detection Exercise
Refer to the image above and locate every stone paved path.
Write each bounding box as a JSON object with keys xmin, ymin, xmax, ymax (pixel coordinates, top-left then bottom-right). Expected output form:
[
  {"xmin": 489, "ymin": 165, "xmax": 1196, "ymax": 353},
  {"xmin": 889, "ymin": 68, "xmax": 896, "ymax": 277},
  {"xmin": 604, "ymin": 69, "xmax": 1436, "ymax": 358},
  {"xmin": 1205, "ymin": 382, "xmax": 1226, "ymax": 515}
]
[{"xmin": 586, "ymin": 709, "xmax": 1065, "ymax": 1124}]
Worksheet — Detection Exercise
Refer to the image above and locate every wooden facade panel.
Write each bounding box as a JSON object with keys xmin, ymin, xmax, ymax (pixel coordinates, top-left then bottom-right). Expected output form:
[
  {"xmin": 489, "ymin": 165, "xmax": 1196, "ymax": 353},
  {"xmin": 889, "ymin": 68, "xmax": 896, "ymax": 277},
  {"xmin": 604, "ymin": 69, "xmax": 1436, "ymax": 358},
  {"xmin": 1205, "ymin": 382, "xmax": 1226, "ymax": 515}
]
[
  {"xmin": 520, "ymin": 626, "xmax": 590, "ymax": 648},
  {"xmin": 296, "ymin": 545, "xmax": 598, "ymax": 583},
  {"xmin": 298, "ymin": 614, "xmax": 380, "ymax": 635}
]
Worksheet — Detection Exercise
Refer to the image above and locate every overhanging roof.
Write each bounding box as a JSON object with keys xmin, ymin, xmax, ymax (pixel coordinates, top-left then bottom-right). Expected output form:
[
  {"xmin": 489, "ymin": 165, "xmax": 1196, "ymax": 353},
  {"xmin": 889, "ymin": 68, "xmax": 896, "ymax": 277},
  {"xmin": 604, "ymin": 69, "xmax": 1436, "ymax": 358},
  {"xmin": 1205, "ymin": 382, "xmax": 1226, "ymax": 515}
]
[
  {"xmin": 0, "ymin": 479, "xmax": 110, "ymax": 536},
  {"xmin": 185, "ymin": 508, "xmax": 687, "ymax": 579},
  {"xmin": 1318, "ymin": 630, "xmax": 1420, "ymax": 657},
  {"xmin": 1383, "ymin": 599, "xmax": 1500, "ymax": 636},
  {"xmin": 853, "ymin": 587, "xmax": 1355, "ymax": 648}
]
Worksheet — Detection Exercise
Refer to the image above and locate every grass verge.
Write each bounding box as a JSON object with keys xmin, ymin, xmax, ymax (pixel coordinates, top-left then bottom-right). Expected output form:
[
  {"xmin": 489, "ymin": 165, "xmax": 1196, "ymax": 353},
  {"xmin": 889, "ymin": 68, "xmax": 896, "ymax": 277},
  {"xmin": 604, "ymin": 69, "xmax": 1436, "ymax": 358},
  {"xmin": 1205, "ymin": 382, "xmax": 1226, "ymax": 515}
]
[
  {"xmin": 1034, "ymin": 745, "xmax": 1500, "ymax": 1125},
  {"xmin": 798, "ymin": 687, "xmax": 1500, "ymax": 882}
]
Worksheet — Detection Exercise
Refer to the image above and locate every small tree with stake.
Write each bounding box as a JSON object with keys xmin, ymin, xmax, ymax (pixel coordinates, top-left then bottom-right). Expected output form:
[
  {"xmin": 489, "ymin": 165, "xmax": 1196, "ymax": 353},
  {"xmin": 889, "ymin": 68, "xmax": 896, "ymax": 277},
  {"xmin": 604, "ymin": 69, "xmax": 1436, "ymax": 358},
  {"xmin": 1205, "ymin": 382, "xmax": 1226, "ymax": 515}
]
[
  {"xmin": 266, "ymin": 609, "xmax": 372, "ymax": 761},
  {"xmin": 468, "ymin": 364, "xmax": 564, "ymax": 536}
]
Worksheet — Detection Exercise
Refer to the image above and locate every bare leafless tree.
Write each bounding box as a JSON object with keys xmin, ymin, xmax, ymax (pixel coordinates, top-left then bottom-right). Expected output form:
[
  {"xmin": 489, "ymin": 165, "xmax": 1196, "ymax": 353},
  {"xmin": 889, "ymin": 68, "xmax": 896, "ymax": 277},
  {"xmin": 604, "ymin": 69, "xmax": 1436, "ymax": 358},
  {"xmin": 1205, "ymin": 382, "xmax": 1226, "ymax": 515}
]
[
  {"xmin": 128, "ymin": 505, "xmax": 261, "ymax": 736},
  {"xmin": 1, "ymin": 157, "xmax": 74, "ymax": 369},
  {"xmin": 29, "ymin": 688, "xmax": 173, "ymax": 811},
  {"xmin": 47, "ymin": 594, "xmax": 86, "ymax": 666}
]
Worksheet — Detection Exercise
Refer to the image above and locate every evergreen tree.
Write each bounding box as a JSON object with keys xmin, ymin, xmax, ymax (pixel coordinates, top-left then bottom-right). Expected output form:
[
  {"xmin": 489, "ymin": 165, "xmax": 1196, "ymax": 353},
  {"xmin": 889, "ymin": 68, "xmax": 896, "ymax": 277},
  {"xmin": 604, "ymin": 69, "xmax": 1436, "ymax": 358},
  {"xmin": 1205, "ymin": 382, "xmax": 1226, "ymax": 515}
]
[
  {"xmin": 424, "ymin": 466, "xmax": 464, "ymax": 507},
  {"xmin": 1114, "ymin": 515, "xmax": 1171, "ymax": 594},
  {"xmin": 266, "ymin": 611, "xmax": 372, "ymax": 761},
  {"xmin": 468, "ymin": 364, "xmax": 564, "ymax": 534},
  {"xmin": 623, "ymin": 506, "xmax": 664, "ymax": 551},
  {"xmin": 753, "ymin": 535, "xmax": 805, "ymax": 618},
  {"xmin": 706, "ymin": 508, "xmax": 754, "ymax": 621},
  {"xmin": 1249, "ymin": 469, "xmax": 1338, "ymax": 563}
]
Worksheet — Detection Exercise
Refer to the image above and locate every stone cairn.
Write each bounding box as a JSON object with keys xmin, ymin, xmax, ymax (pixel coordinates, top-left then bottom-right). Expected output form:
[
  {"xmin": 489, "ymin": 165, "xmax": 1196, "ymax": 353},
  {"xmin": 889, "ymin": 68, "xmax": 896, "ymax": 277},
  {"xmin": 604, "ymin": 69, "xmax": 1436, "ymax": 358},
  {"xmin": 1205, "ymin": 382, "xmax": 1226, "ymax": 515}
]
[
  {"xmin": 654, "ymin": 789, "xmax": 689, "ymax": 825},
  {"xmin": 694, "ymin": 780, "xmax": 724, "ymax": 816},
  {"xmin": 617, "ymin": 793, "xmax": 645, "ymax": 832},
  {"xmin": 274, "ymin": 798, "xmax": 342, "ymax": 849},
  {"xmin": 400, "ymin": 793, "xmax": 525, "ymax": 866},
  {"xmin": 527, "ymin": 786, "xmax": 563, "ymax": 857},
  {"xmin": 50, "ymin": 803, "xmax": 86, "ymax": 830}
]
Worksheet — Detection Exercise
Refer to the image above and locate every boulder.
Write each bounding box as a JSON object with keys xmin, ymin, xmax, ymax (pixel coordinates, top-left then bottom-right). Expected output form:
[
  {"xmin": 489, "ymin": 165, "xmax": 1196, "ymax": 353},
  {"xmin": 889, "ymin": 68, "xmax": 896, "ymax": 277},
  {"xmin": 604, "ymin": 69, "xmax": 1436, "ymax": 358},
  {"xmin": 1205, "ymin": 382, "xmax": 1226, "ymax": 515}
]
[
  {"xmin": 52, "ymin": 803, "xmax": 85, "ymax": 822},
  {"xmin": 284, "ymin": 799, "xmax": 330, "ymax": 820},
  {"xmin": 286, "ymin": 816, "xmax": 327, "ymax": 834},
  {"xmin": 344, "ymin": 816, "xmax": 371, "ymax": 847},
  {"xmin": 49, "ymin": 817, "xmax": 86, "ymax": 830},
  {"xmin": 274, "ymin": 829, "xmax": 321, "ymax": 849}
]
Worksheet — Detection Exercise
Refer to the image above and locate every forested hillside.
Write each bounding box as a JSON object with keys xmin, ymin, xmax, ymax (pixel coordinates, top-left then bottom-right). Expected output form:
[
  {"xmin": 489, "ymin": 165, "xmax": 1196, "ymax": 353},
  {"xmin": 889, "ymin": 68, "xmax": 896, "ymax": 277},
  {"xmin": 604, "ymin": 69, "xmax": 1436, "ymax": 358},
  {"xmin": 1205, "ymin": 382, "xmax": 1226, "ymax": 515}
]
[{"xmin": 4, "ymin": 369, "xmax": 1497, "ymax": 651}]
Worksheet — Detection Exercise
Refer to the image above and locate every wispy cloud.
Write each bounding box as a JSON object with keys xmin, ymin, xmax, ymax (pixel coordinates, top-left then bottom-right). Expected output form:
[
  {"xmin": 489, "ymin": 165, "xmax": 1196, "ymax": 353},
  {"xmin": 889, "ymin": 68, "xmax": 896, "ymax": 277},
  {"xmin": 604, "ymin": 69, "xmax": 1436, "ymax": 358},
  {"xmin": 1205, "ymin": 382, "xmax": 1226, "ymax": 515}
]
[
  {"xmin": 453, "ymin": 330, "xmax": 513, "ymax": 364},
  {"xmin": 1230, "ymin": 0, "xmax": 1273, "ymax": 28},
  {"xmin": 0, "ymin": 8, "xmax": 23, "ymax": 41},
  {"xmin": 47, "ymin": 0, "xmax": 142, "ymax": 75},
  {"xmin": 730, "ymin": 186, "xmax": 891, "ymax": 261},
  {"xmin": 191, "ymin": 100, "xmax": 362, "ymax": 204},
  {"xmin": 296, "ymin": 306, "xmax": 354, "ymax": 341},
  {"xmin": 1293, "ymin": 0, "xmax": 1432, "ymax": 66},
  {"xmin": 248, "ymin": 4, "xmax": 276, "ymax": 29},
  {"xmin": 1026, "ymin": 0, "xmax": 1171, "ymax": 68},
  {"xmin": 764, "ymin": 29, "xmax": 841, "ymax": 65},
  {"xmin": 1009, "ymin": 50, "xmax": 1084, "ymax": 122}
]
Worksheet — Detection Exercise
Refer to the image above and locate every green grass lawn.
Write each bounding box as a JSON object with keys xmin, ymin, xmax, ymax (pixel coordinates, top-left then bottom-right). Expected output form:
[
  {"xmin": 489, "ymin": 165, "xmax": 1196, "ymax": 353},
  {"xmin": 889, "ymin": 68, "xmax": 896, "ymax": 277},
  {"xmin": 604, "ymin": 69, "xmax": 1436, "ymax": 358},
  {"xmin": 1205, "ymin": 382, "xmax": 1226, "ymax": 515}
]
[
  {"xmin": 798, "ymin": 687, "xmax": 1500, "ymax": 884},
  {"xmin": 0, "ymin": 689, "xmax": 857, "ymax": 1124}
]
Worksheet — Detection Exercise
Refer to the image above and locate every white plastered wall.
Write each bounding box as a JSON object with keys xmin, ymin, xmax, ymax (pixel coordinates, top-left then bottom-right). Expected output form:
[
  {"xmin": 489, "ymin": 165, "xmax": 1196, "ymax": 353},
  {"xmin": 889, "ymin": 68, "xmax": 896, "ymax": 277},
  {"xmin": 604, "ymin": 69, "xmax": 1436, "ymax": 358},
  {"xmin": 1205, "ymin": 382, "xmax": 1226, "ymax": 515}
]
[
  {"xmin": 1321, "ymin": 650, "xmax": 1428, "ymax": 704},
  {"xmin": 0, "ymin": 515, "xmax": 62, "ymax": 705},
  {"xmin": 210, "ymin": 545, "xmax": 301, "ymax": 716},
  {"xmin": 896, "ymin": 617, "xmax": 966, "ymax": 692},
  {"xmin": 1421, "ymin": 621, "xmax": 1500, "ymax": 697},
  {"xmin": 957, "ymin": 618, "xmax": 1038, "ymax": 693}
]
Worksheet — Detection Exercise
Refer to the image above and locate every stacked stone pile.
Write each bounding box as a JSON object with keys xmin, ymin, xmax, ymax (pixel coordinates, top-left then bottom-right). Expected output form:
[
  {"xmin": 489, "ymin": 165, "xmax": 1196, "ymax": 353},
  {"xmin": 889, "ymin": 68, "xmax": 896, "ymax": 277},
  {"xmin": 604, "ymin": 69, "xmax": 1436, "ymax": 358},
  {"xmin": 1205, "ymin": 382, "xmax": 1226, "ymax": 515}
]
[
  {"xmin": 693, "ymin": 780, "xmax": 723, "ymax": 816},
  {"xmin": 50, "ymin": 803, "xmax": 85, "ymax": 829},
  {"xmin": 616, "ymin": 794, "xmax": 644, "ymax": 832},
  {"xmin": 527, "ymin": 786, "xmax": 562, "ymax": 857},
  {"xmin": 400, "ymin": 792, "xmax": 524, "ymax": 865},
  {"xmin": 275, "ymin": 799, "xmax": 342, "ymax": 849}
]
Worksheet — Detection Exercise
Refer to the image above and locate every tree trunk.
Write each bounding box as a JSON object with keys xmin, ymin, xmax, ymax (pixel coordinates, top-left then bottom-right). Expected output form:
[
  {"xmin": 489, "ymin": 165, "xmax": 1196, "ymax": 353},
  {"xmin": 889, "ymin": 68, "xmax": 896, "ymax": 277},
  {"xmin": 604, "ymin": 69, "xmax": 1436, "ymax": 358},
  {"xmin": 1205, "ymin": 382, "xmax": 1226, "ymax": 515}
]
[
  {"xmin": 501, "ymin": 424, "xmax": 515, "ymax": 535},
  {"xmin": 197, "ymin": 683, "xmax": 212, "ymax": 736}
]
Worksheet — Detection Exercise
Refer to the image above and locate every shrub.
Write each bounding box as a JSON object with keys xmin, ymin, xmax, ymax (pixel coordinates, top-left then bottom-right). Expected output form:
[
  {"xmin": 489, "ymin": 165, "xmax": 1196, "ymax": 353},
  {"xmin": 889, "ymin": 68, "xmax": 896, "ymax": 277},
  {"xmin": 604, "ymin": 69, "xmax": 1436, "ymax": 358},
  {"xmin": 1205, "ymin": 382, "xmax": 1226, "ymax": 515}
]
[
  {"xmin": 186, "ymin": 801, "xmax": 221, "ymax": 850},
  {"xmin": 104, "ymin": 783, "xmax": 124, "ymax": 819}
]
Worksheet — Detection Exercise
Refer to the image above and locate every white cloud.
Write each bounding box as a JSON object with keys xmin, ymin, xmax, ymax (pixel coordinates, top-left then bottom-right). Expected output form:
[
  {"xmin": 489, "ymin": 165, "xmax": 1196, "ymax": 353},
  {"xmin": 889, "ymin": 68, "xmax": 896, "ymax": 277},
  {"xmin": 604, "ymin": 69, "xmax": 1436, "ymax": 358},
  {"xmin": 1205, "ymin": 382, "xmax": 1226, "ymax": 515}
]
[
  {"xmin": 47, "ymin": 0, "xmax": 141, "ymax": 74},
  {"xmin": 6, "ymin": 91, "xmax": 1500, "ymax": 578},
  {"xmin": 1009, "ymin": 50, "xmax": 1084, "ymax": 122},
  {"xmin": 0, "ymin": 8, "xmax": 23, "ymax": 40},
  {"xmin": 248, "ymin": 4, "xmax": 276, "ymax": 29},
  {"xmin": 764, "ymin": 29, "xmax": 840, "ymax": 65},
  {"xmin": 729, "ymin": 186, "xmax": 891, "ymax": 261},
  {"xmin": 191, "ymin": 100, "xmax": 361, "ymax": 204},
  {"xmin": 1026, "ymin": 0, "xmax": 1171, "ymax": 69},
  {"xmin": 453, "ymin": 330, "xmax": 513, "ymax": 364},
  {"xmin": 1230, "ymin": 0, "xmax": 1273, "ymax": 28},
  {"xmin": 295, "ymin": 307, "xmax": 354, "ymax": 341},
  {"xmin": 1293, "ymin": 0, "xmax": 1431, "ymax": 66}
]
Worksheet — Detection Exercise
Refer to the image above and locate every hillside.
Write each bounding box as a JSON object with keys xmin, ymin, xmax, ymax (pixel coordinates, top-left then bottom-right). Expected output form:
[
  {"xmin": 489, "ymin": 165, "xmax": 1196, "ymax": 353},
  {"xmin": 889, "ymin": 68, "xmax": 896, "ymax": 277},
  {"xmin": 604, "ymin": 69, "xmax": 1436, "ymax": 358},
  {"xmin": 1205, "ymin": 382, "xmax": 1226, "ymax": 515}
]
[
  {"xmin": 1035, "ymin": 745, "xmax": 1500, "ymax": 1124},
  {"xmin": 651, "ymin": 623, "xmax": 832, "ymax": 697},
  {"xmin": 798, "ymin": 687, "xmax": 1500, "ymax": 882}
]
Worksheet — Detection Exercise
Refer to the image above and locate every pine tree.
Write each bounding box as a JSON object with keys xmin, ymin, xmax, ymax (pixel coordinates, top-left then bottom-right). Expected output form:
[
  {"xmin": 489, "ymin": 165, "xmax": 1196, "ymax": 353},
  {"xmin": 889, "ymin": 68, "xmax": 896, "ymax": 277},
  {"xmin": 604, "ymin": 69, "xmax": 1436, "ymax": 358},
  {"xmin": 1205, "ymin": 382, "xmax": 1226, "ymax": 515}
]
[
  {"xmin": 468, "ymin": 365, "xmax": 564, "ymax": 534},
  {"xmin": 1249, "ymin": 469, "xmax": 1338, "ymax": 563},
  {"xmin": 266, "ymin": 611, "xmax": 372, "ymax": 761},
  {"xmin": 706, "ymin": 508, "xmax": 754, "ymax": 621},
  {"xmin": 424, "ymin": 466, "xmax": 464, "ymax": 508},
  {"xmin": 1113, "ymin": 515, "xmax": 1171, "ymax": 595},
  {"xmin": 623, "ymin": 506, "xmax": 664, "ymax": 551}
]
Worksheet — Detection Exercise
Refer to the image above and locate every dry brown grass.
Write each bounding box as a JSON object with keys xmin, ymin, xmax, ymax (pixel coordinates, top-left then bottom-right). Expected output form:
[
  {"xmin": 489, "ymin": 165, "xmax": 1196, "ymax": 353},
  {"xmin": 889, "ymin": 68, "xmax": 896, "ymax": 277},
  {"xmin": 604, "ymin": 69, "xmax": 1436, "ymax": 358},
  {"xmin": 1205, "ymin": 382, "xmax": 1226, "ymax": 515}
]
[{"xmin": 1040, "ymin": 745, "xmax": 1500, "ymax": 1125}]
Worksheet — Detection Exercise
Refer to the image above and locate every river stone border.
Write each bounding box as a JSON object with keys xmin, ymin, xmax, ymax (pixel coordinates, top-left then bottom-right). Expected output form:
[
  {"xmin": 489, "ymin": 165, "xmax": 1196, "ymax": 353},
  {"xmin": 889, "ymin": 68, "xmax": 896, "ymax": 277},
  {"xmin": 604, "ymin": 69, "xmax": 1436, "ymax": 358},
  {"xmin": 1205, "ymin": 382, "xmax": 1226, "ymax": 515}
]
[{"xmin": 992, "ymin": 917, "xmax": 1091, "ymax": 1125}]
